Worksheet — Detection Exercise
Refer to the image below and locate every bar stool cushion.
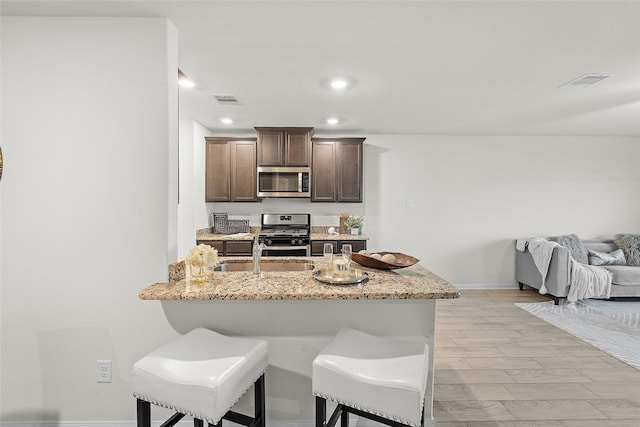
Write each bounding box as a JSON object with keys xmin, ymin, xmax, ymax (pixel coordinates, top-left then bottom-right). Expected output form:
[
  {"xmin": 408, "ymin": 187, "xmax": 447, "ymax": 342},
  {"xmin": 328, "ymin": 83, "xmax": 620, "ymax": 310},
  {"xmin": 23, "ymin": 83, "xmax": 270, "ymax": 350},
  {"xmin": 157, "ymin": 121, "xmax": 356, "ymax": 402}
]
[
  {"xmin": 313, "ymin": 328, "xmax": 429, "ymax": 427},
  {"xmin": 133, "ymin": 328, "xmax": 268, "ymax": 425}
]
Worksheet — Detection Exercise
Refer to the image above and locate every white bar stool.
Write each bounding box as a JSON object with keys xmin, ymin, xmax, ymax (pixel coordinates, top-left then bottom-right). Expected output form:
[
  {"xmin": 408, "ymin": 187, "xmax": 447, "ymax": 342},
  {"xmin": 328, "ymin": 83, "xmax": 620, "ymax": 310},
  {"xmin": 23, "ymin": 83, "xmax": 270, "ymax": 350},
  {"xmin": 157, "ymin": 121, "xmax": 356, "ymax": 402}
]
[
  {"xmin": 313, "ymin": 328, "xmax": 429, "ymax": 427},
  {"xmin": 133, "ymin": 327, "xmax": 268, "ymax": 427}
]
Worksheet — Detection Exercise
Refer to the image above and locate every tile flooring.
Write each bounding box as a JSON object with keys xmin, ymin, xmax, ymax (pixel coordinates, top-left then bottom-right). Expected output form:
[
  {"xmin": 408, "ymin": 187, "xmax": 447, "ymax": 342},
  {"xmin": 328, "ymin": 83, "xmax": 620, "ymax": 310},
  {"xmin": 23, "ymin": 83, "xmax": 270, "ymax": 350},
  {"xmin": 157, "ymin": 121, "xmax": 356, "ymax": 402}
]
[{"xmin": 433, "ymin": 289, "xmax": 640, "ymax": 426}]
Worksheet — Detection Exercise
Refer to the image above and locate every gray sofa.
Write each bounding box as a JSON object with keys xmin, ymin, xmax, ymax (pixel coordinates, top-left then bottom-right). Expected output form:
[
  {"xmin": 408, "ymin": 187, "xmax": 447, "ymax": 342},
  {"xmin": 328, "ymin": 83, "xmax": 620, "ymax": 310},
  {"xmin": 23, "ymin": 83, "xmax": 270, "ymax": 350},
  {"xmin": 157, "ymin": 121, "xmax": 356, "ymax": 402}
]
[{"xmin": 515, "ymin": 239, "xmax": 640, "ymax": 304}]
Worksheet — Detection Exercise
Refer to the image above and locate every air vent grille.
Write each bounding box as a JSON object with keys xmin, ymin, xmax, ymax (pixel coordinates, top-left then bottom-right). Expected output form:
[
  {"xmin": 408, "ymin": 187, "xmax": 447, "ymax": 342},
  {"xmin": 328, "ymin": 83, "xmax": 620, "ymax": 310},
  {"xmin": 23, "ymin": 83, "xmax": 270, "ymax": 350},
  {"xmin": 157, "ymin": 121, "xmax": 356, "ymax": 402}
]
[
  {"xmin": 562, "ymin": 74, "xmax": 610, "ymax": 87},
  {"xmin": 212, "ymin": 94, "xmax": 238, "ymax": 104}
]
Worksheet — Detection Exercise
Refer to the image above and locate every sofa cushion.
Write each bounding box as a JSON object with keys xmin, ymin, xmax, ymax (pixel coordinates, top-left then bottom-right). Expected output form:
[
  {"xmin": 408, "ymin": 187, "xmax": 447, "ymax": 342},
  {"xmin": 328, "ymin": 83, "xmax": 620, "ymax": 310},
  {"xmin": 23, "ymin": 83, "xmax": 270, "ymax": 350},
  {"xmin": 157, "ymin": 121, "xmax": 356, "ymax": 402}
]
[
  {"xmin": 548, "ymin": 233, "xmax": 588, "ymax": 264},
  {"xmin": 588, "ymin": 249, "xmax": 626, "ymax": 266},
  {"xmin": 601, "ymin": 265, "xmax": 640, "ymax": 286},
  {"xmin": 583, "ymin": 240, "xmax": 617, "ymax": 253},
  {"xmin": 614, "ymin": 234, "xmax": 640, "ymax": 266}
]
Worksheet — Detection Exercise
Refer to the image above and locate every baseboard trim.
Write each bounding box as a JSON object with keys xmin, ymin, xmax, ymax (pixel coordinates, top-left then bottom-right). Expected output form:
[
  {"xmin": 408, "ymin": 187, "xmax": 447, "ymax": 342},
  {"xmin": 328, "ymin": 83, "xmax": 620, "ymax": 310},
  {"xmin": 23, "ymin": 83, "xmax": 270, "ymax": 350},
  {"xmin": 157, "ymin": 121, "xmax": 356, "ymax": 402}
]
[{"xmin": 455, "ymin": 282, "xmax": 519, "ymax": 290}]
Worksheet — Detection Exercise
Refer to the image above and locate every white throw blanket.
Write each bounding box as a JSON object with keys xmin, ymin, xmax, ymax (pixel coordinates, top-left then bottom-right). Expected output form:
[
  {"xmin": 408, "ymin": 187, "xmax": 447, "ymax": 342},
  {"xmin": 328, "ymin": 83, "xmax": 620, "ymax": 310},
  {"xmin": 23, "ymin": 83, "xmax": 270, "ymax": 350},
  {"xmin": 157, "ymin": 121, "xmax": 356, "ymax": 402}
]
[
  {"xmin": 517, "ymin": 238, "xmax": 563, "ymax": 294},
  {"xmin": 568, "ymin": 261, "xmax": 612, "ymax": 303},
  {"xmin": 517, "ymin": 238, "xmax": 612, "ymax": 302}
]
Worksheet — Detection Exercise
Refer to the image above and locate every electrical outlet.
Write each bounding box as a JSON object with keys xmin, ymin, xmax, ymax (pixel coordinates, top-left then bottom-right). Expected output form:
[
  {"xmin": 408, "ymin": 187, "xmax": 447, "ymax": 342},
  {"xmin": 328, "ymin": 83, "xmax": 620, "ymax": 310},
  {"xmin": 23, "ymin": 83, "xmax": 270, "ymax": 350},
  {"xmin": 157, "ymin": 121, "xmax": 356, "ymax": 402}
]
[{"xmin": 97, "ymin": 360, "xmax": 112, "ymax": 383}]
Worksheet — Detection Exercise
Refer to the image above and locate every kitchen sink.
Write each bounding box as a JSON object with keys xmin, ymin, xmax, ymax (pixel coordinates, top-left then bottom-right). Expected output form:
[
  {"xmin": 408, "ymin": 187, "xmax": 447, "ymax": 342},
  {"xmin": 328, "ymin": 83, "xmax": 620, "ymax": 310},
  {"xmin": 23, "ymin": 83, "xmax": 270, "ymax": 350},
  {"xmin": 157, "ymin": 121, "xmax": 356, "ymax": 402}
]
[{"xmin": 214, "ymin": 261, "xmax": 315, "ymax": 272}]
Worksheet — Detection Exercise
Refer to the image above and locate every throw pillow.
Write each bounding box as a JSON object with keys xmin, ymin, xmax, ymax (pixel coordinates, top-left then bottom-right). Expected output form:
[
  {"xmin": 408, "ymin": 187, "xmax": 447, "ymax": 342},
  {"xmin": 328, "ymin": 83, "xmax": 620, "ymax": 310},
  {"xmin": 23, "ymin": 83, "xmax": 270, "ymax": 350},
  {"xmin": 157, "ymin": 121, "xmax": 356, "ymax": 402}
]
[
  {"xmin": 588, "ymin": 249, "xmax": 627, "ymax": 266},
  {"xmin": 547, "ymin": 233, "xmax": 589, "ymax": 264},
  {"xmin": 614, "ymin": 234, "xmax": 640, "ymax": 266}
]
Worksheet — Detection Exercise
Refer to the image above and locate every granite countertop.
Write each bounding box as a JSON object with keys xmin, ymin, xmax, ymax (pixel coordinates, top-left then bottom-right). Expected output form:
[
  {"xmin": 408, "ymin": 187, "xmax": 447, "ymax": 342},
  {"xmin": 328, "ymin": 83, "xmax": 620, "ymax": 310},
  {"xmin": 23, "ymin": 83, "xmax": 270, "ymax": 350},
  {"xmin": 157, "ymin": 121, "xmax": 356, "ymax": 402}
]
[
  {"xmin": 310, "ymin": 233, "xmax": 369, "ymax": 241},
  {"xmin": 196, "ymin": 227, "xmax": 368, "ymax": 242},
  {"xmin": 196, "ymin": 227, "xmax": 259, "ymax": 241},
  {"xmin": 140, "ymin": 257, "xmax": 460, "ymax": 301}
]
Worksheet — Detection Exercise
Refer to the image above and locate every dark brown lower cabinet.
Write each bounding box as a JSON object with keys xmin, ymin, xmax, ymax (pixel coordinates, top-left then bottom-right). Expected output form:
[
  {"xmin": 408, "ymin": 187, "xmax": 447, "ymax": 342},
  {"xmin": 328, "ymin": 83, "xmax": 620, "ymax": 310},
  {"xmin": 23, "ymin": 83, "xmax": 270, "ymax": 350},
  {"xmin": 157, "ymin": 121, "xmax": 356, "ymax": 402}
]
[
  {"xmin": 197, "ymin": 240, "xmax": 252, "ymax": 256},
  {"xmin": 225, "ymin": 241, "xmax": 252, "ymax": 256},
  {"xmin": 310, "ymin": 240, "xmax": 367, "ymax": 255},
  {"xmin": 311, "ymin": 138, "xmax": 364, "ymax": 202}
]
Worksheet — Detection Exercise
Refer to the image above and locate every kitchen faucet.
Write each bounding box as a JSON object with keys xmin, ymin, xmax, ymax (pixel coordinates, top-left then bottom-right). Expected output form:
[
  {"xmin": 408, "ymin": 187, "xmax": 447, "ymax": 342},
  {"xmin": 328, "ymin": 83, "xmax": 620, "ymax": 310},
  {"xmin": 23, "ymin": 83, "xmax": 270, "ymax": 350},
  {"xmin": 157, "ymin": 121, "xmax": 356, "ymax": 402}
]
[{"xmin": 253, "ymin": 236, "xmax": 267, "ymax": 276}]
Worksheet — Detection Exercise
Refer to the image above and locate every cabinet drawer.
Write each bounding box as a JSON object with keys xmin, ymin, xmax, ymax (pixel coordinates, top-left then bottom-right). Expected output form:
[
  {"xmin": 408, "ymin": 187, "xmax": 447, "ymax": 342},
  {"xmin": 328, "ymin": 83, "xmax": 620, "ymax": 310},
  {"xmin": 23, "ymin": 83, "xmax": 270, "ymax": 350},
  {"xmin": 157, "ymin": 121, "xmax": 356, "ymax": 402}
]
[
  {"xmin": 311, "ymin": 240, "xmax": 367, "ymax": 255},
  {"xmin": 197, "ymin": 240, "xmax": 224, "ymax": 253},
  {"xmin": 311, "ymin": 240, "xmax": 338, "ymax": 255},
  {"xmin": 339, "ymin": 240, "xmax": 367, "ymax": 253},
  {"xmin": 225, "ymin": 241, "xmax": 253, "ymax": 256}
]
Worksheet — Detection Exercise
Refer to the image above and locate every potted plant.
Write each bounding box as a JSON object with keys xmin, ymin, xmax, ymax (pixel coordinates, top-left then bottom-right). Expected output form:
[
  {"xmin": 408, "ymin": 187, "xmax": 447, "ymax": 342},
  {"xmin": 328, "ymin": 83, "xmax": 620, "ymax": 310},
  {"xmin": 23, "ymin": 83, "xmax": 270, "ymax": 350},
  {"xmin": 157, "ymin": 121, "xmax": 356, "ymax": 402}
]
[{"xmin": 344, "ymin": 216, "xmax": 364, "ymax": 235}]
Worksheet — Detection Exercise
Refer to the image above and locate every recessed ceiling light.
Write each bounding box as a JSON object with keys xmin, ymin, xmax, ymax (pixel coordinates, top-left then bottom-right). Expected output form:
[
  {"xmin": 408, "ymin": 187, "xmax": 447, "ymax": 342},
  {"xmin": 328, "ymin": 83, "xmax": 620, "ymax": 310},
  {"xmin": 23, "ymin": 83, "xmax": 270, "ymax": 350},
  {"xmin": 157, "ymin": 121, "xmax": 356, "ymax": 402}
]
[
  {"xmin": 330, "ymin": 79, "xmax": 348, "ymax": 89},
  {"xmin": 220, "ymin": 118, "xmax": 233, "ymax": 124},
  {"xmin": 326, "ymin": 118, "xmax": 340, "ymax": 125}
]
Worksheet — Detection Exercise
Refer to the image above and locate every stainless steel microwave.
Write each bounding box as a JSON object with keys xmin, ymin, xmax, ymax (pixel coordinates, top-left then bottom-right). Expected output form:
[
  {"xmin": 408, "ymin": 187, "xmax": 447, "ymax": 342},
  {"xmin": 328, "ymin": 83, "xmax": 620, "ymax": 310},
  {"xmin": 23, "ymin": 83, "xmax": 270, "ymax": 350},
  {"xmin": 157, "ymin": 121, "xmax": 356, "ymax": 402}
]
[{"xmin": 257, "ymin": 167, "xmax": 311, "ymax": 198}]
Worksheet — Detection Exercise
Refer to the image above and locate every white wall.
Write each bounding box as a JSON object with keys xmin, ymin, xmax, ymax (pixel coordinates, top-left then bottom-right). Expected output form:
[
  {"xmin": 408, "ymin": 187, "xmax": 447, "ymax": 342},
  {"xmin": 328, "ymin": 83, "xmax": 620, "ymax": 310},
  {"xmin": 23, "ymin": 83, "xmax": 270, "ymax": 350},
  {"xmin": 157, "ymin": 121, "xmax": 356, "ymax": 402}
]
[
  {"xmin": 0, "ymin": 17, "xmax": 179, "ymax": 421},
  {"xmin": 199, "ymin": 133, "xmax": 639, "ymax": 285},
  {"xmin": 178, "ymin": 120, "xmax": 210, "ymax": 258},
  {"xmin": 364, "ymin": 135, "xmax": 639, "ymax": 285}
]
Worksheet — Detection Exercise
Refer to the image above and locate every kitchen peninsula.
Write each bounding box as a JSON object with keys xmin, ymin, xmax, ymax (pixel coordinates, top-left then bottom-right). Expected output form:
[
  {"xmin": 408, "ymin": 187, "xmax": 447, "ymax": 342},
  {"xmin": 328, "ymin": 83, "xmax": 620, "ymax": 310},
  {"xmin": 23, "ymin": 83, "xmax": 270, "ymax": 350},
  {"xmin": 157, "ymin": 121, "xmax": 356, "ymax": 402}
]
[{"xmin": 139, "ymin": 257, "xmax": 459, "ymax": 423}]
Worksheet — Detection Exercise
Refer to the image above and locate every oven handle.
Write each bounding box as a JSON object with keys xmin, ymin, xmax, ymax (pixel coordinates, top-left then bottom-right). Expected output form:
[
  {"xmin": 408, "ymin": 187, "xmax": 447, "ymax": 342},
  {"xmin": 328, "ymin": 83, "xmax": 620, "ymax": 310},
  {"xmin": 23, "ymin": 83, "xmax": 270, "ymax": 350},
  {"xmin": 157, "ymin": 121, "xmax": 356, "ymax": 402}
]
[
  {"xmin": 263, "ymin": 245, "xmax": 310, "ymax": 256},
  {"xmin": 263, "ymin": 245, "xmax": 308, "ymax": 250}
]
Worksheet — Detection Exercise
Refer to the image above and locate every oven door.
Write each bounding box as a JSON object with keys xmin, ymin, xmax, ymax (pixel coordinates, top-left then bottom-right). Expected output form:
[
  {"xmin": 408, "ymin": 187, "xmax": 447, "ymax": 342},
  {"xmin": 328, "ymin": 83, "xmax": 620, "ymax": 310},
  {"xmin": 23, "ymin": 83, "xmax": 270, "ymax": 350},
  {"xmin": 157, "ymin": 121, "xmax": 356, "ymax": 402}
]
[{"xmin": 262, "ymin": 245, "xmax": 310, "ymax": 257}]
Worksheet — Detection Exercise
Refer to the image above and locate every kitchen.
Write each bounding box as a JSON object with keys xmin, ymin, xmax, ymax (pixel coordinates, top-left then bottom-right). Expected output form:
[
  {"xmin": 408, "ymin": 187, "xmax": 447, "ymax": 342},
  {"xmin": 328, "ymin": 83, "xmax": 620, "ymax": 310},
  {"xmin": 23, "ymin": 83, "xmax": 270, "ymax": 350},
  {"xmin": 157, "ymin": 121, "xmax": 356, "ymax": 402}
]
[
  {"xmin": 2, "ymin": 1, "xmax": 638, "ymax": 426},
  {"xmin": 151, "ymin": 126, "xmax": 460, "ymax": 424}
]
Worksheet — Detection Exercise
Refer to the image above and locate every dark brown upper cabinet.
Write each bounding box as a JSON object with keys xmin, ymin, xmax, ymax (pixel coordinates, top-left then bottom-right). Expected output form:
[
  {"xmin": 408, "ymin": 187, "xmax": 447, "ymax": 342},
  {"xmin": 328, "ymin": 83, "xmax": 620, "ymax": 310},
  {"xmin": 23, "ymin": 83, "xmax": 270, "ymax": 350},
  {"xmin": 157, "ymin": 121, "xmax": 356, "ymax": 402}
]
[
  {"xmin": 311, "ymin": 138, "xmax": 364, "ymax": 203},
  {"xmin": 205, "ymin": 137, "xmax": 257, "ymax": 202},
  {"xmin": 255, "ymin": 127, "xmax": 314, "ymax": 167}
]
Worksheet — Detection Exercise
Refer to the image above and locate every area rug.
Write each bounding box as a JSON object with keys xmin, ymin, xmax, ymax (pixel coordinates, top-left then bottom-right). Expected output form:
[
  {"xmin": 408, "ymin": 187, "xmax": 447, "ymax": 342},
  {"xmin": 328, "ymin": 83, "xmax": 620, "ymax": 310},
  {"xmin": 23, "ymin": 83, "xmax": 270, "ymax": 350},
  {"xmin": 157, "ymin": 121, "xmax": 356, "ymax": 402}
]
[{"xmin": 516, "ymin": 299, "xmax": 640, "ymax": 369}]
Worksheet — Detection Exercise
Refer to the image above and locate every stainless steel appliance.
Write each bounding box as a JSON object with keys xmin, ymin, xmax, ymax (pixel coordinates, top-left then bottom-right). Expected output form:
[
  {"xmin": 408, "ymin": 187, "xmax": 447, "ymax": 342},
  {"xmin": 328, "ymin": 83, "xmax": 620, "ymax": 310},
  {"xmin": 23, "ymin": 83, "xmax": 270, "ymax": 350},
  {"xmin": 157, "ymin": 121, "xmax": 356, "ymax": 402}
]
[
  {"xmin": 258, "ymin": 213, "xmax": 311, "ymax": 256},
  {"xmin": 257, "ymin": 167, "xmax": 310, "ymax": 198}
]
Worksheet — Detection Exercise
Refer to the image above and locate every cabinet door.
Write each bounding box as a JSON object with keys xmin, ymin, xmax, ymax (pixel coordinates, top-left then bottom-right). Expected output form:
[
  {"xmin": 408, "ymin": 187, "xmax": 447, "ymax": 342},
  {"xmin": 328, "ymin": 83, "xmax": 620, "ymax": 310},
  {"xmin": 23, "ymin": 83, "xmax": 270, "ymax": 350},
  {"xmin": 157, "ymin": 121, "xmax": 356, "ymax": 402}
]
[
  {"xmin": 205, "ymin": 140, "xmax": 231, "ymax": 202},
  {"xmin": 231, "ymin": 140, "xmax": 257, "ymax": 202},
  {"xmin": 256, "ymin": 129, "xmax": 283, "ymax": 166},
  {"xmin": 285, "ymin": 129, "xmax": 311, "ymax": 166},
  {"xmin": 311, "ymin": 141, "xmax": 336, "ymax": 202},
  {"xmin": 336, "ymin": 140, "xmax": 363, "ymax": 202}
]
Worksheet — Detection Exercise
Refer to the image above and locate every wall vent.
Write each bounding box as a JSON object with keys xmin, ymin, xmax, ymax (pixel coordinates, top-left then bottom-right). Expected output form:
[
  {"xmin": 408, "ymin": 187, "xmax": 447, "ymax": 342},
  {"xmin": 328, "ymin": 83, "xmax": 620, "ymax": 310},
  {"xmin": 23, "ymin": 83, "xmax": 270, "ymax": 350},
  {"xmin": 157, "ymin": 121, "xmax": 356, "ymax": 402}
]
[
  {"xmin": 211, "ymin": 94, "xmax": 239, "ymax": 104},
  {"xmin": 561, "ymin": 74, "xmax": 610, "ymax": 88}
]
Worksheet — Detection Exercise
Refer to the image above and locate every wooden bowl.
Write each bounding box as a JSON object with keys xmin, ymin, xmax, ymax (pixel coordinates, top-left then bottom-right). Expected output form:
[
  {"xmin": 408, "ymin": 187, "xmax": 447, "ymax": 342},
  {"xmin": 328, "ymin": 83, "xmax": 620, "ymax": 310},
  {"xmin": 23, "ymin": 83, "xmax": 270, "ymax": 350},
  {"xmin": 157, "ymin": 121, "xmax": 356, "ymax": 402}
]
[{"xmin": 351, "ymin": 251, "xmax": 419, "ymax": 270}]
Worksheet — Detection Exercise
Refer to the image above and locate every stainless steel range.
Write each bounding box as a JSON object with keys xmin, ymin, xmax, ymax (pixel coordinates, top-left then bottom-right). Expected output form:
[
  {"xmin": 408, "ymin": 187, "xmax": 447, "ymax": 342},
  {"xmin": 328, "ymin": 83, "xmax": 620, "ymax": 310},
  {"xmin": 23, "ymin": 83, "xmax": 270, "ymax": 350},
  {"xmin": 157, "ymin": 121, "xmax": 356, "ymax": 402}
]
[{"xmin": 258, "ymin": 213, "xmax": 310, "ymax": 256}]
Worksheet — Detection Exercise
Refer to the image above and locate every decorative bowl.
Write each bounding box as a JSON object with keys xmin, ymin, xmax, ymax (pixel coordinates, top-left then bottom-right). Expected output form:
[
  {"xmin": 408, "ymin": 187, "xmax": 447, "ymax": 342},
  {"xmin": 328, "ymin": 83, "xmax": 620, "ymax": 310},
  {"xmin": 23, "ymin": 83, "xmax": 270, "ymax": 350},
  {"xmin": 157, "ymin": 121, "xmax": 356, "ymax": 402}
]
[{"xmin": 351, "ymin": 252, "xmax": 419, "ymax": 270}]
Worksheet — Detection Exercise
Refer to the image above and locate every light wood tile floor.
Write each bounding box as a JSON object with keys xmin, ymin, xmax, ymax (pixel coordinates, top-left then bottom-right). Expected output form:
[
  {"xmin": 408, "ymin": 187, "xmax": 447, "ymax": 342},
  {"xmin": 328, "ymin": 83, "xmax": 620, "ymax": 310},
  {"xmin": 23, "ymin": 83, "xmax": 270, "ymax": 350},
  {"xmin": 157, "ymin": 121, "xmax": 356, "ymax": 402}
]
[{"xmin": 433, "ymin": 289, "xmax": 640, "ymax": 426}]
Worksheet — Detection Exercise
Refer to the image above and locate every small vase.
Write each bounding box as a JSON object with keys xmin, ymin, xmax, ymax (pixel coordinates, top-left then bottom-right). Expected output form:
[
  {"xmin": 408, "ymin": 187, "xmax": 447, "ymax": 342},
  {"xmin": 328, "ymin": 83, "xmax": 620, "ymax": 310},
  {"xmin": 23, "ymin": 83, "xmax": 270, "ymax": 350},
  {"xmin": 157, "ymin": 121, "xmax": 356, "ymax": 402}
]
[
  {"xmin": 190, "ymin": 264, "xmax": 213, "ymax": 283},
  {"xmin": 350, "ymin": 228, "xmax": 360, "ymax": 235}
]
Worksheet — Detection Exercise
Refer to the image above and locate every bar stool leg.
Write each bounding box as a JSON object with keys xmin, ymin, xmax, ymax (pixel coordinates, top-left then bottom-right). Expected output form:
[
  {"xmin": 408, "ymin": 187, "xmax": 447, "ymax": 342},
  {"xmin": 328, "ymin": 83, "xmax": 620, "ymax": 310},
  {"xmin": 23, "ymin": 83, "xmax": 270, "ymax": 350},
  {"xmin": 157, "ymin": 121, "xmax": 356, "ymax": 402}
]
[
  {"xmin": 340, "ymin": 409, "xmax": 349, "ymax": 427},
  {"xmin": 254, "ymin": 374, "xmax": 266, "ymax": 427},
  {"xmin": 136, "ymin": 399, "xmax": 151, "ymax": 427},
  {"xmin": 316, "ymin": 396, "xmax": 326, "ymax": 427},
  {"xmin": 194, "ymin": 419, "xmax": 203, "ymax": 427}
]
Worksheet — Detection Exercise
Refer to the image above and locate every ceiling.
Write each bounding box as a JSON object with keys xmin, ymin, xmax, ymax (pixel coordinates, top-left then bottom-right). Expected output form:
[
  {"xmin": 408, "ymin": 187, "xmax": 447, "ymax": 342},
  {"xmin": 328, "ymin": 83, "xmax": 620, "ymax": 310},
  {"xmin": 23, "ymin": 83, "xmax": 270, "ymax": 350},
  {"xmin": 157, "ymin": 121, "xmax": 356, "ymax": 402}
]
[{"xmin": 2, "ymin": 0, "xmax": 639, "ymax": 136}]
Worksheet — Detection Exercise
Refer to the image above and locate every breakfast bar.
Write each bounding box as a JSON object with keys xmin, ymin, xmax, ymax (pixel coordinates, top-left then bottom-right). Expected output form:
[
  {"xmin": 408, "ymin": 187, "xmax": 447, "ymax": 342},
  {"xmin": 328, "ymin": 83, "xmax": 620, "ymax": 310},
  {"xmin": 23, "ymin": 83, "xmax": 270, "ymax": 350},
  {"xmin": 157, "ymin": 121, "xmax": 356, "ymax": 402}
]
[{"xmin": 139, "ymin": 257, "xmax": 460, "ymax": 424}]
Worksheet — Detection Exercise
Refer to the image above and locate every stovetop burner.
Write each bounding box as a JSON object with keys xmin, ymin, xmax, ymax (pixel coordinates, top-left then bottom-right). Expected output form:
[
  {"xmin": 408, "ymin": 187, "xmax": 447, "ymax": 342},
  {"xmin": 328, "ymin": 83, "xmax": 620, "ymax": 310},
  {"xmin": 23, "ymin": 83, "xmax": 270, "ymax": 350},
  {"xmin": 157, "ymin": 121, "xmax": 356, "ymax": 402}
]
[{"xmin": 259, "ymin": 229, "xmax": 309, "ymax": 237}]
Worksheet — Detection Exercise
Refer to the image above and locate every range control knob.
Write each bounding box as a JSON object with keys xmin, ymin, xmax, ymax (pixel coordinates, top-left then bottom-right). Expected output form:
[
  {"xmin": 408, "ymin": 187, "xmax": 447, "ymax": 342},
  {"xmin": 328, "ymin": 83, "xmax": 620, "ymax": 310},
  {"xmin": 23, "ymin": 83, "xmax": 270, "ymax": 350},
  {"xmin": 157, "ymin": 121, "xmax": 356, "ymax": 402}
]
[
  {"xmin": 291, "ymin": 239, "xmax": 296, "ymax": 246},
  {"xmin": 297, "ymin": 239, "xmax": 303, "ymax": 246},
  {"xmin": 267, "ymin": 239, "xmax": 272, "ymax": 246}
]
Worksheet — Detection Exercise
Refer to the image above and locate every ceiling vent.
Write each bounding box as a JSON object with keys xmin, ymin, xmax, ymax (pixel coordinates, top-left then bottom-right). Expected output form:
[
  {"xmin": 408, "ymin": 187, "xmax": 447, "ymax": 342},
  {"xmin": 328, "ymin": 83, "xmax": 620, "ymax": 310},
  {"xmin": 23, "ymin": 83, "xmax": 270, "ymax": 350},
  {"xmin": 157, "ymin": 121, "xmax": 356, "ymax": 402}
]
[
  {"xmin": 561, "ymin": 74, "xmax": 610, "ymax": 88},
  {"xmin": 211, "ymin": 94, "xmax": 239, "ymax": 104}
]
